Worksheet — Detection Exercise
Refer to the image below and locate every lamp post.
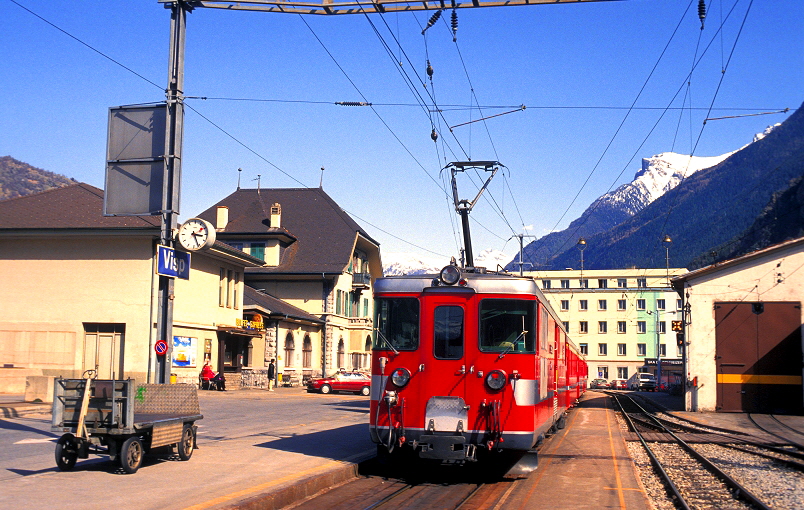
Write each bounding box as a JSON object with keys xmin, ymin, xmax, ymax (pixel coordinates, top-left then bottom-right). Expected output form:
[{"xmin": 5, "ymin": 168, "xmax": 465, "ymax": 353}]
[
  {"xmin": 662, "ymin": 235, "xmax": 672, "ymax": 286},
  {"xmin": 577, "ymin": 238, "xmax": 587, "ymax": 282}
]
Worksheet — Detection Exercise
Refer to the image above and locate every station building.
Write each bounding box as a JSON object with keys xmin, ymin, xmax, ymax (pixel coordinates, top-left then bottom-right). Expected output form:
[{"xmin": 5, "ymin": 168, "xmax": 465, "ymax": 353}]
[
  {"xmin": 526, "ymin": 268, "xmax": 687, "ymax": 388},
  {"xmin": 672, "ymin": 237, "xmax": 804, "ymax": 414}
]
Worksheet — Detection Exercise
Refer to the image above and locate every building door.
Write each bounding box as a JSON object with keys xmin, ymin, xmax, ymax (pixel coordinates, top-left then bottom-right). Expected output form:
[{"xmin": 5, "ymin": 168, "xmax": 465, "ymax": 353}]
[
  {"xmin": 715, "ymin": 302, "xmax": 802, "ymax": 413},
  {"xmin": 83, "ymin": 324, "xmax": 124, "ymax": 379}
]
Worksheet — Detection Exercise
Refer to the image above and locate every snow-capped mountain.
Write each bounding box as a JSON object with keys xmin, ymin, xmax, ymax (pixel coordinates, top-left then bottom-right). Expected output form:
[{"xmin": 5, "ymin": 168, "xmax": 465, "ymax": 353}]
[{"xmin": 382, "ymin": 249, "xmax": 512, "ymax": 276}]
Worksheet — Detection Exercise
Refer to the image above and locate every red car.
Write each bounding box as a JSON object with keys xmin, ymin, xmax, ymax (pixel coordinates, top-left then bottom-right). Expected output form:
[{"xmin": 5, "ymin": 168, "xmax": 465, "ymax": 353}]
[
  {"xmin": 307, "ymin": 371, "xmax": 371, "ymax": 396},
  {"xmin": 610, "ymin": 379, "xmax": 628, "ymax": 390}
]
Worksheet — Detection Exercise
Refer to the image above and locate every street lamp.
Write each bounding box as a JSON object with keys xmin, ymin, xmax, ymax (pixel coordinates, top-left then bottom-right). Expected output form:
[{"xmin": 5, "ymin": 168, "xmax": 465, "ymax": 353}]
[
  {"xmin": 577, "ymin": 238, "xmax": 587, "ymax": 282},
  {"xmin": 662, "ymin": 235, "xmax": 672, "ymax": 286}
]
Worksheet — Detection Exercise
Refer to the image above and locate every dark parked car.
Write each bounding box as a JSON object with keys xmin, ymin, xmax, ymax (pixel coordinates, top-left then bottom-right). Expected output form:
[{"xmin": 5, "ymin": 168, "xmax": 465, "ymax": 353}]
[
  {"xmin": 307, "ymin": 371, "xmax": 371, "ymax": 395},
  {"xmin": 590, "ymin": 378, "xmax": 609, "ymax": 389}
]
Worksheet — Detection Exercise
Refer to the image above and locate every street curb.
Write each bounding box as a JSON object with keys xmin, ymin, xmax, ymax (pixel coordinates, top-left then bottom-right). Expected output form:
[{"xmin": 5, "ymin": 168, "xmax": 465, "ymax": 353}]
[
  {"xmin": 221, "ymin": 462, "xmax": 362, "ymax": 510},
  {"xmin": 0, "ymin": 403, "xmax": 51, "ymax": 419}
]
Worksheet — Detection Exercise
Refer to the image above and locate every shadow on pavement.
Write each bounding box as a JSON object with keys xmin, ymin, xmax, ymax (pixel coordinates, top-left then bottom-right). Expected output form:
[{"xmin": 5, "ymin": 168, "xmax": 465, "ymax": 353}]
[
  {"xmin": 254, "ymin": 423, "xmax": 371, "ymax": 461},
  {"xmin": 0, "ymin": 418, "xmax": 60, "ymax": 438}
]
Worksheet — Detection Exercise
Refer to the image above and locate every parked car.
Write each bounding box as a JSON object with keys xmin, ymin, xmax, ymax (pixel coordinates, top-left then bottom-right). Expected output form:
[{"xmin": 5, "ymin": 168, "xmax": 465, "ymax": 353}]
[
  {"xmin": 630, "ymin": 373, "xmax": 656, "ymax": 391},
  {"xmin": 590, "ymin": 378, "xmax": 609, "ymax": 389},
  {"xmin": 307, "ymin": 371, "xmax": 371, "ymax": 395},
  {"xmin": 609, "ymin": 379, "xmax": 627, "ymax": 390}
]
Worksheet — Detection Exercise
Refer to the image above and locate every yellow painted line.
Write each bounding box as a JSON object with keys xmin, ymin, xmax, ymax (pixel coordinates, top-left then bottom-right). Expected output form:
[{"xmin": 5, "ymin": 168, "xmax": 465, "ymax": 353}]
[
  {"xmin": 717, "ymin": 374, "xmax": 802, "ymax": 384},
  {"xmin": 605, "ymin": 398, "xmax": 627, "ymax": 510},
  {"xmin": 184, "ymin": 448, "xmax": 375, "ymax": 510}
]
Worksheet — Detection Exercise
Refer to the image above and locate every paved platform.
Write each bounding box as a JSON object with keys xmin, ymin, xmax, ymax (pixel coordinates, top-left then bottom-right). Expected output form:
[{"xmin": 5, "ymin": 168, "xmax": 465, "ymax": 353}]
[{"xmin": 503, "ymin": 391, "xmax": 651, "ymax": 510}]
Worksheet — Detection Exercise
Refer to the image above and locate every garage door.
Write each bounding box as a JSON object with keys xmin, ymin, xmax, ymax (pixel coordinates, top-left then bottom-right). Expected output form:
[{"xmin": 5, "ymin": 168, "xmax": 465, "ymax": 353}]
[{"xmin": 715, "ymin": 302, "xmax": 802, "ymax": 413}]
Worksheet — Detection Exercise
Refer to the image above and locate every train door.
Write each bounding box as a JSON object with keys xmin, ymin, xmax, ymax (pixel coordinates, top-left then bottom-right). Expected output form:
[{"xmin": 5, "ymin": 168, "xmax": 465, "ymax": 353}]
[{"xmin": 420, "ymin": 293, "xmax": 473, "ymax": 398}]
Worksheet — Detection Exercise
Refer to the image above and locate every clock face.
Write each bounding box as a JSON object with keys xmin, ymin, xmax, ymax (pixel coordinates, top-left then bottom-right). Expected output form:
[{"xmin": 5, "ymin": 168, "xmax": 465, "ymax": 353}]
[{"xmin": 178, "ymin": 218, "xmax": 216, "ymax": 251}]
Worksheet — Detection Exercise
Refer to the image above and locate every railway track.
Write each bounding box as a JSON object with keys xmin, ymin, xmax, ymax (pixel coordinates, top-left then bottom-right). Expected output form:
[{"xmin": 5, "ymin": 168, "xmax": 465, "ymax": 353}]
[{"xmin": 612, "ymin": 392, "xmax": 762, "ymax": 509}]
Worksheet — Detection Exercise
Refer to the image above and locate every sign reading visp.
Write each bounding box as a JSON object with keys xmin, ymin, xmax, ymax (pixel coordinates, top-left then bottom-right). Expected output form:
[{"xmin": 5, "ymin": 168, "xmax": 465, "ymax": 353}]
[{"xmin": 157, "ymin": 245, "xmax": 190, "ymax": 280}]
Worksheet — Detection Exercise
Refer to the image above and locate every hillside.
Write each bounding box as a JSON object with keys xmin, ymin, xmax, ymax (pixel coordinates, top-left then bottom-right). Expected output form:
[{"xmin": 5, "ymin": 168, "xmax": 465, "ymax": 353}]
[
  {"xmin": 0, "ymin": 156, "xmax": 76, "ymax": 200},
  {"xmin": 546, "ymin": 101, "xmax": 804, "ymax": 271}
]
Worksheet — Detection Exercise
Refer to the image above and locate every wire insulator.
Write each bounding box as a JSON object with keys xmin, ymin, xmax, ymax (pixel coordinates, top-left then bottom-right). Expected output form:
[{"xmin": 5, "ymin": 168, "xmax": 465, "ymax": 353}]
[
  {"xmin": 451, "ymin": 10, "xmax": 458, "ymax": 42},
  {"xmin": 698, "ymin": 0, "xmax": 706, "ymax": 29},
  {"xmin": 426, "ymin": 60, "xmax": 434, "ymax": 78},
  {"xmin": 431, "ymin": 128, "xmax": 438, "ymax": 142},
  {"xmin": 421, "ymin": 10, "xmax": 442, "ymax": 35}
]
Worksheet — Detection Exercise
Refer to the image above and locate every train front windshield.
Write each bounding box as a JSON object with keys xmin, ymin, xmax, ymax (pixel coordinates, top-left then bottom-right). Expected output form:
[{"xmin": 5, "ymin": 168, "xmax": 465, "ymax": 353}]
[
  {"xmin": 478, "ymin": 299, "xmax": 536, "ymax": 353},
  {"xmin": 374, "ymin": 297, "xmax": 419, "ymax": 350}
]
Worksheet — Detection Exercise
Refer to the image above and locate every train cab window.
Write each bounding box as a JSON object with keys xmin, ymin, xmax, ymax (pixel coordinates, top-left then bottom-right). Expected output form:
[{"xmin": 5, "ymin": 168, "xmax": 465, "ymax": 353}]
[
  {"xmin": 374, "ymin": 298, "xmax": 419, "ymax": 351},
  {"xmin": 433, "ymin": 306, "xmax": 464, "ymax": 359},
  {"xmin": 478, "ymin": 299, "xmax": 536, "ymax": 354}
]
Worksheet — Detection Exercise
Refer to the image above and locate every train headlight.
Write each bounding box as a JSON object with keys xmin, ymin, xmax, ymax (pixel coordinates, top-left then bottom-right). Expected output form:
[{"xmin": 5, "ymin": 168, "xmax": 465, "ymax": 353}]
[
  {"xmin": 485, "ymin": 370, "xmax": 507, "ymax": 391},
  {"xmin": 439, "ymin": 265, "xmax": 461, "ymax": 286},
  {"xmin": 391, "ymin": 367, "xmax": 411, "ymax": 388}
]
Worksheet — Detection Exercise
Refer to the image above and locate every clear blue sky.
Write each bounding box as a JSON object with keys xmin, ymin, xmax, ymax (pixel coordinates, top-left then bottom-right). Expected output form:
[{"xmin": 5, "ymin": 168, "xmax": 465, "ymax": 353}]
[{"xmin": 2, "ymin": 0, "xmax": 801, "ymax": 263}]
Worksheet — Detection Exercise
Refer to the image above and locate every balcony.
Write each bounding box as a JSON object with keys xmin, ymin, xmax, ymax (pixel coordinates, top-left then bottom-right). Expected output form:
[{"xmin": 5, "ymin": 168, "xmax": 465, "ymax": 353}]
[{"xmin": 352, "ymin": 272, "xmax": 371, "ymax": 289}]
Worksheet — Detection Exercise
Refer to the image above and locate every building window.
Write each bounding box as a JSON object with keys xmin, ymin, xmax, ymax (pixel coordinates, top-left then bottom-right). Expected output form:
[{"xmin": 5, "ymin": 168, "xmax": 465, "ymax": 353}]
[
  {"xmin": 637, "ymin": 278, "xmax": 647, "ymax": 288},
  {"xmin": 658, "ymin": 322, "xmax": 667, "ymax": 334},
  {"xmin": 597, "ymin": 366, "xmax": 609, "ymax": 379},
  {"xmin": 637, "ymin": 321, "xmax": 647, "ymax": 334},
  {"xmin": 562, "ymin": 321, "xmax": 569, "ymax": 332},
  {"xmin": 561, "ymin": 300, "xmax": 570, "ymax": 311},
  {"xmin": 250, "ymin": 243, "xmax": 266, "ymax": 261},
  {"xmin": 598, "ymin": 299, "xmax": 607, "ymax": 311},
  {"xmin": 657, "ymin": 299, "xmax": 666, "ymax": 310},
  {"xmin": 598, "ymin": 279, "xmax": 608, "ymax": 289},
  {"xmin": 617, "ymin": 343, "xmax": 626, "ymax": 356},
  {"xmin": 302, "ymin": 335, "xmax": 312, "ymax": 368},
  {"xmin": 659, "ymin": 344, "xmax": 666, "ymax": 357},
  {"xmin": 233, "ymin": 272, "xmax": 240, "ymax": 309},
  {"xmin": 337, "ymin": 338, "xmax": 345, "ymax": 369},
  {"xmin": 284, "ymin": 333, "xmax": 295, "ymax": 367},
  {"xmin": 335, "ymin": 290, "xmax": 342, "ymax": 315},
  {"xmin": 677, "ymin": 299, "xmax": 683, "ymax": 310},
  {"xmin": 542, "ymin": 280, "xmax": 551, "ymax": 289},
  {"xmin": 579, "ymin": 279, "xmax": 589, "ymax": 289},
  {"xmin": 363, "ymin": 298, "xmax": 369, "ymax": 317},
  {"xmin": 617, "ymin": 278, "xmax": 627, "ymax": 289},
  {"xmin": 637, "ymin": 343, "xmax": 646, "ymax": 356},
  {"xmin": 598, "ymin": 343, "xmax": 607, "ymax": 356},
  {"xmin": 580, "ymin": 343, "xmax": 588, "ymax": 355},
  {"xmin": 561, "ymin": 279, "xmax": 570, "ymax": 289},
  {"xmin": 636, "ymin": 299, "xmax": 646, "ymax": 311},
  {"xmin": 580, "ymin": 321, "xmax": 588, "ymax": 334},
  {"xmin": 617, "ymin": 299, "xmax": 627, "ymax": 311},
  {"xmin": 579, "ymin": 300, "xmax": 588, "ymax": 311},
  {"xmin": 227, "ymin": 270, "xmax": 234, "ymax": 308},
  {"xmin": 227, "ymin": 242, "xmax": 244, "ymax": 251},
  {"xmin": 618, "ymin": 367, "xmax": 629, "ymax": 379},
  {"xmin": 598, "ymin": 321, "xmax": 607, "ymax": 334},
  {"xmin": 219, "ymin": 268, "xmax": 226, "ymax": 307},
  {"xmin": 617, "ymin": 321, "xmax": 626, "ymax": 333}
]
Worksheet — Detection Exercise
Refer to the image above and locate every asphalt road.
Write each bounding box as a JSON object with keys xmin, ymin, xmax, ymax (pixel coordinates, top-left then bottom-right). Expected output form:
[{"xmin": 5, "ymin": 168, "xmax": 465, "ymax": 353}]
[{"xmin": 0, "ymin": 387, "xmax": 375, "ymax": 509}]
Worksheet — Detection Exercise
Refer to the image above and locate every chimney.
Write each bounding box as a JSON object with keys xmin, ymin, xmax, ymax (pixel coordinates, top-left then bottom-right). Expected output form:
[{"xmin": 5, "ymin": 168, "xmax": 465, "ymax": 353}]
[
  {"xmin": 216, "ymin": 206, "xmax": 229, "ymax": 230},
  {"xmin": 270, "ymin": 203, "xmax": 281, "ymax": 228}
]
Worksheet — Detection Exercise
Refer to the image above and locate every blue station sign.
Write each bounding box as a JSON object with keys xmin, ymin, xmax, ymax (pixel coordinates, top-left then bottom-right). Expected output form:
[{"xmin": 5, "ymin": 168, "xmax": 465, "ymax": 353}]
[{"xmin": 157, "ymin": 245, "xmax": 190, "ymax": 280}]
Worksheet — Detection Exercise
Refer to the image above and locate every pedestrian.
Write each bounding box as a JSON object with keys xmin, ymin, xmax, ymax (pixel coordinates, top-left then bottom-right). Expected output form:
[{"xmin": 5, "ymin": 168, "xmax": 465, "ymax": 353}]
[
  {"xmin": 212, "ymin": 370, "xmax": 226, "ymax": 391},
  {"xmin": 267, "ymin": 359, "xmax": 276, "ymax": 391},
  {"xmin": 200, "ymin": 362, "xmax": 215, "ymax": 390}
]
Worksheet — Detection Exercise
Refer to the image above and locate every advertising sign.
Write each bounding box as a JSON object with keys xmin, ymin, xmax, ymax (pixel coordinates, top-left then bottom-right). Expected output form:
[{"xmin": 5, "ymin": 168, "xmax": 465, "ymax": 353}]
[{"xmin": 172, "ymin": 336, "xmax": 197, "ymax": 368}]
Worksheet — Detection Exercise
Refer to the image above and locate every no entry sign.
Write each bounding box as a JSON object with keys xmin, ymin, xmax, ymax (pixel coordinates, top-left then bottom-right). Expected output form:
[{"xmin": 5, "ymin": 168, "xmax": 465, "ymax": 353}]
[{"xmin": 154, "ymin": 339, "xmax": 168, "ymax": 356}]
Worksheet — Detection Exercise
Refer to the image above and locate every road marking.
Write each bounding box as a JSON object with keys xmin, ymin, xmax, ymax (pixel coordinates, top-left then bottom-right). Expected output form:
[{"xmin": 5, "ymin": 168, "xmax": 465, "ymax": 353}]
[{"xmin": 14, "ymin": 438, "xmax": 57, "ymax": 444}]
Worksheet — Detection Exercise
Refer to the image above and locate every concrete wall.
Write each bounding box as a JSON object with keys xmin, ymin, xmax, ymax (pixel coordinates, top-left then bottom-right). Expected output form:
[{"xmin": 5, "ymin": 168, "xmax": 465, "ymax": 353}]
[{"xmin": 680, "ymin": 242, "xmax": 804, "ymax": 412}]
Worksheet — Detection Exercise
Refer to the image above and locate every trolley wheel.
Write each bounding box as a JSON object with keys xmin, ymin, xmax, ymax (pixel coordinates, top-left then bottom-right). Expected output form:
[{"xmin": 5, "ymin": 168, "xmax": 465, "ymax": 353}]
[
  {"xmin": 360, "ymin": 386, "xmax": 370, "ymax": 396},
  {"xmin": 177, "ymin": 425, "xmax": 195, "ymax": 461},
  {"xmin": 120, "ymin": 437, "xmax": 144, "ymax": 474},
  {"xmin": 55, "ymin": 434, "xmax": 79, "ymax": 471},
  {"xmin": 320, "ymin": 384, "xmax": 332, "ymax": 394}
]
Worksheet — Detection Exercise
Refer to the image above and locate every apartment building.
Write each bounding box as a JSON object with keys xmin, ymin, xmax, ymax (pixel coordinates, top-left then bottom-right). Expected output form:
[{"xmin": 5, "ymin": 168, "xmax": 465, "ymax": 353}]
[{"xmin": 526, "ymin": 268, "xmax": 687, "ymax": 388}]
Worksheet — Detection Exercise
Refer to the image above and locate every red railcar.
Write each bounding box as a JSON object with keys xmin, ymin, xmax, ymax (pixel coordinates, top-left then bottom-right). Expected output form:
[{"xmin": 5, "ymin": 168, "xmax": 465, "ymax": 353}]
[{"xmin": 370, "ymin": 265, "xmax": 586, "ymax": 464}]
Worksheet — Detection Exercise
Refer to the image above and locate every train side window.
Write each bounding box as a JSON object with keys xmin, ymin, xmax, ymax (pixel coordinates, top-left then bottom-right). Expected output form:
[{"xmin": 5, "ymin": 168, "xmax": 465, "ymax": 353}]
[
  {"xmin": 374, "ymin": 297, "xmax": 419, "ymax": 350},
  {"xmin": 433, "ymin": 306, "xmax": 464, "ymax": 360},
  {"xmin": 478, "ymin": 299, "xmax": 536, "ymax": 354}
]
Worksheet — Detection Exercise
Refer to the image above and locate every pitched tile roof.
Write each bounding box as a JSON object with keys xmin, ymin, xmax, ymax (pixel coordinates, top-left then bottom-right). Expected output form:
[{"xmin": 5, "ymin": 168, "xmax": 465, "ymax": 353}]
[
  {"xmin": 0, "ymin": 183, "xmax": 160, "ymax": 229},
  {"xmin": 197, "ymin": 188, "xmax": 379, "ymax": 275},
  {"xmin": 243, "ymin": 285, "xmax": 324, "ymax": 324}
]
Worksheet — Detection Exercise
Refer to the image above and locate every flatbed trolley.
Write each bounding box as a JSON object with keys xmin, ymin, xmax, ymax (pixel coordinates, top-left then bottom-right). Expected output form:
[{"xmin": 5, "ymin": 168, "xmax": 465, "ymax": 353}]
[{"xmin": 51, "ymin": 376, "xmax": 202, "ymax": 474}]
